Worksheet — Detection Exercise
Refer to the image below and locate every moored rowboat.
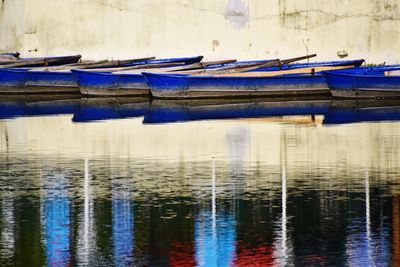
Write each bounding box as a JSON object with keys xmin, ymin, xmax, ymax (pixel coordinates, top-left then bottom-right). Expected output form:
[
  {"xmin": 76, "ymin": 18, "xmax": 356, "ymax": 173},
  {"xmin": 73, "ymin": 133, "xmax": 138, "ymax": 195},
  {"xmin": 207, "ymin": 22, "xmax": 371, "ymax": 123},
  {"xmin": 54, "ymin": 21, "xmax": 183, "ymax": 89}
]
[
  {"xmin": 143, "ymin": 60, "xmax": 364, "ymax": 99},
  {"xmin": 0, "ymin": 56, "xmax": 203, "ymax": 94},
  {"xmin": 76, "ymin": 57, "xmax": 364, "ymax": 97},
  {"xmin": 322, "ymin": 66, "xmax": 400, "ymax": 98}
]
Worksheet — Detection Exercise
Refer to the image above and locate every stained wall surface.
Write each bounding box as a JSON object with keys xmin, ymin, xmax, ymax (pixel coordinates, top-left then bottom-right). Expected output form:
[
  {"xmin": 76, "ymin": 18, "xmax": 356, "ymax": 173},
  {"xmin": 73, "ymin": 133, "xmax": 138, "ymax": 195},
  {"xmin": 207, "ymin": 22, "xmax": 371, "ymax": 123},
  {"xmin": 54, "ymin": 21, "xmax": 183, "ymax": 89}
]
[{"xmin": 0, "ymin": 0, "xmax": 399, "ymax": 63}]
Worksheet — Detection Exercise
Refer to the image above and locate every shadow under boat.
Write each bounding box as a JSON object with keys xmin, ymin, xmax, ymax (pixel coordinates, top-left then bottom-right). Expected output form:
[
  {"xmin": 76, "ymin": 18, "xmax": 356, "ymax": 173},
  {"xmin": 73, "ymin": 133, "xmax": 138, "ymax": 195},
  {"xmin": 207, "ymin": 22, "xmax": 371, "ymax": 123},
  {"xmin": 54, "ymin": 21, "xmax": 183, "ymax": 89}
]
[
  {"xmin": 0, "ymin": 93, "xmax": 81, "ymax": 119},
  {"xmin": 143, "ymin": 96, "xmax": 332, "ymax": 124},
  {"xmin": 323, "ymin": 99, "xmax": 400, "ymax": 124},
  {"xmin": 72, "ymin": 97, "xmax": 150, "ymax": 122}
]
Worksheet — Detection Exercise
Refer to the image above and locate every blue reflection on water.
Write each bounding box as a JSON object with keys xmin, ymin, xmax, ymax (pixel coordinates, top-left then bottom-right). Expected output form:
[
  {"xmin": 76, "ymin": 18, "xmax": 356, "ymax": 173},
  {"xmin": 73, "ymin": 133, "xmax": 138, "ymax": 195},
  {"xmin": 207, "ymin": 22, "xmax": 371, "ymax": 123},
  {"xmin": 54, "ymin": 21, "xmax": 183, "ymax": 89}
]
[
  {"xmin": 41, "ymin": 173, "xmax": 71, "ymax": 267},
  {"xmin": 112, "ymin": 179, "xmax": 134, "ymax": 267},
  {"xmin": 195, "ymin": 211, "xmax": 236, "ymax": 267}
]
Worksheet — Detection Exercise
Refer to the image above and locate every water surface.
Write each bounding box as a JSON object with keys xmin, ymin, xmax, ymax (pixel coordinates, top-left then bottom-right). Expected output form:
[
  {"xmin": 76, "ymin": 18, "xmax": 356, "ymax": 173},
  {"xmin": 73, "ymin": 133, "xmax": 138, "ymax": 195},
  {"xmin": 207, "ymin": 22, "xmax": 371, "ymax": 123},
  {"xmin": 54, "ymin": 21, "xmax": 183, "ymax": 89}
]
[{"xmin": 0, "ymin": 96, "xmax": 400, "ymax": 266}]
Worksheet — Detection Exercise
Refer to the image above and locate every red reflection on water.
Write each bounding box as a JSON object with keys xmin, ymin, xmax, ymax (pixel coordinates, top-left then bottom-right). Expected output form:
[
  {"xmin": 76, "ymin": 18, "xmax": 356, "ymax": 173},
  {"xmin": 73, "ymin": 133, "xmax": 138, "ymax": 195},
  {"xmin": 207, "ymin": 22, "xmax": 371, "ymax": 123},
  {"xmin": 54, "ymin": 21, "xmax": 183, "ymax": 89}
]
[
  {"xmin": 233, "ymin": 241, "xmax": 276, "ymax": 267},
  {"xmin": 169, "ymin": 240, "xmax": 196, "ymax": 267}
]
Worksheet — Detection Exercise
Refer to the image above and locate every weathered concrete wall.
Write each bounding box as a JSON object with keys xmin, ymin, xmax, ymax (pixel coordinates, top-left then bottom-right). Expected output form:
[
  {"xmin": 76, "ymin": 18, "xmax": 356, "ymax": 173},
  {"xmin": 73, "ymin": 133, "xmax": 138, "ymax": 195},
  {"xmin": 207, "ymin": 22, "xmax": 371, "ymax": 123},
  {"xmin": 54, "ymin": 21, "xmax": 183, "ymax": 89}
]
[
  {"xmin": 1, "ymin": 0, "xmax": 399, "ymax": 62},
  {"xmin": 0, "ymin": 0, "xmax": 25, "ymax": 52}
]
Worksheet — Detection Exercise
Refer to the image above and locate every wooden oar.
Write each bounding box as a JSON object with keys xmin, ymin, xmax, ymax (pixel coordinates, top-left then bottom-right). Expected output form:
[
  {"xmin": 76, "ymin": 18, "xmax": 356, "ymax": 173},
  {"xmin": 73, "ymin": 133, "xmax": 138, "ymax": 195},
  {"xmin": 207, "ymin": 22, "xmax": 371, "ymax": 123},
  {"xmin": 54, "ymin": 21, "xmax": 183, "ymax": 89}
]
[
  {"xmin": 279, "ymin": 54, "xmax": 317, "ymax": 65},
  {"xmin": 0, "ymin": 52, "xmax": 20, "ymax": 58},
  {"xmin": 0, "ymin": 55, "xmax": 19, "ymax": 63},
  {"xmin": 217, "ymin": 54, "xmax": 318, "ymax": 74},
  {"xmin": 200, "ymin": 59, "xmax": 237, "ymax": 67},
  {"xmin": 0, "ymin": 54, "xmax": 82, "ymax": 68},
  {"xmin": 189, "ymin": 54, "xmax": 317, "ymax": 75},
  {"xmin": 216, "ymin": 65, "xmax": 354, "ymax": 77},
  {"xmin": 78, "ymin": 56, "xmax": 156, "ymax": 69},
  {"xmin": 83, "ymin": 61, "xmax": 187, "ymax": 73},
  {"xmin": 28, "ymin": 60, "xmax": 111, "ymax": 71},
  {"xmin": 114, "ymin": 59, "xmax": 238, "ymax": 74}
]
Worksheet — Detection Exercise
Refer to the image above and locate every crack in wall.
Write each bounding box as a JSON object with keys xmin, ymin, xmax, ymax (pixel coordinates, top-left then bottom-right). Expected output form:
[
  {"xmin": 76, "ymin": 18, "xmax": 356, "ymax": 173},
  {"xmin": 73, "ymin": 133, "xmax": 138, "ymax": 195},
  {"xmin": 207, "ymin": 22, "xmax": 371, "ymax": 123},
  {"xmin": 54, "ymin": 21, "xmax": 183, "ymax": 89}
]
[{"xmin": 279, "ymin": 9, "xmax": 400, "ymax": 30}]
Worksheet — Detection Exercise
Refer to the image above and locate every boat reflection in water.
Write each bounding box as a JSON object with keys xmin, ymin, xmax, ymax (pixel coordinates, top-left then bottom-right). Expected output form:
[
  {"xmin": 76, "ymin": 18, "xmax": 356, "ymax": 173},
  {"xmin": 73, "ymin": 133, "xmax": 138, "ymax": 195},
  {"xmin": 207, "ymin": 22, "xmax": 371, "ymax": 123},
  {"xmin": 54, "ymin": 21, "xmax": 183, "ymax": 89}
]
[
  {"xmin": 0, "ymin": 94, "xmax": 80, "ymax": 119},
  {"xmin": 143, "ymin": 97, "xmax": 331, "ymax": 124},
  {"xmin": 72, "ymin": 97, "xmax": 149, "ymax": 123},
  {"xmin": 324, "ymin": 99, "xmax": 400, "ymax": 124},
  {"xmin": 2, "ymin": 93, "xmax": 400, "ymax": 265}
]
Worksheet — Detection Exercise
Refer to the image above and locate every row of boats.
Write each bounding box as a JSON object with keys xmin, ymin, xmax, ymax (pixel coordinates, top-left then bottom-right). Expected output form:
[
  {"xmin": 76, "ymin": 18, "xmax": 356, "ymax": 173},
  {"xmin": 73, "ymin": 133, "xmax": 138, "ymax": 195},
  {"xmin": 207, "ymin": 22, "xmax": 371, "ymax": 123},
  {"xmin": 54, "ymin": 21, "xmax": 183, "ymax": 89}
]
[
  {"xmin": 2, "ymin": 95, "xmax": 400, "ymax": 125},
  {"xmin": 1, "ymin": 53, "xmax": 400, "ymax": 99}
]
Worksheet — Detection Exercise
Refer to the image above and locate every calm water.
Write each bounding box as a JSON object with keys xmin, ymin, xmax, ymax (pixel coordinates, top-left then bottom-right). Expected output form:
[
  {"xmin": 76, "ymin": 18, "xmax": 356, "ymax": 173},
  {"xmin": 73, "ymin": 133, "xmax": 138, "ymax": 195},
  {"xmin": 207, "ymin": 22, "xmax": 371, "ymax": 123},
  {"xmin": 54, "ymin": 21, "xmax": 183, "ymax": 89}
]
[{"xmin": 1, "ymin": 96, "xmax": 400, "ymax": 266}]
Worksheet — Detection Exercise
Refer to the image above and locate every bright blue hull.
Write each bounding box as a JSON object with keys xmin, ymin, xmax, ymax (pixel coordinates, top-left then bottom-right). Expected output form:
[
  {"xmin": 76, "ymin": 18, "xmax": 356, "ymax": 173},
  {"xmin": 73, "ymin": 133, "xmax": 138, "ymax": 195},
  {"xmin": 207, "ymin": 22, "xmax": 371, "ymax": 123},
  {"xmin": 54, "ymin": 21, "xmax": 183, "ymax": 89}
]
[
  {"xmin": 24, "ymin": 71, "xmax": 78, "ymax": 88},
  {"xmin": 0, "ymin": 69, "xmax": 78, "ymax": 93},
  {"xmin": 0, "ymin": 69, "xmax": 28, "ymax": 93},
  {"xmin": 144, "ymin": 73, "xmax": 329, "ymax": 99},
  {"xmin": 323, "ymin": 66, "xmax": 400, "ymax": 98},
  {"xmin": 143, "ymin": 98, "xmax": 330, "ymax": 124}
]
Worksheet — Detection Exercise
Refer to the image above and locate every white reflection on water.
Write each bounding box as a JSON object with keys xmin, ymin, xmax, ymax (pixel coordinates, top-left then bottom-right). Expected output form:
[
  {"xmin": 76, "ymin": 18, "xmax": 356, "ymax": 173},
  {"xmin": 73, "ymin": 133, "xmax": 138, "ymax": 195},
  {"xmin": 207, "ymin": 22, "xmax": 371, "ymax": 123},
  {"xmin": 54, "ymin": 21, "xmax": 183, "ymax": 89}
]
[
  {"xmin": 273, "ymin": 130, "xmax": 292, "ymax": 266},
  {"xmin": 76, "ymin": 159, "xmax": 96, "ymax": 265},
  {"xmin": 1, "ymin": 190, "xmax": 15, "ymax": 263}
]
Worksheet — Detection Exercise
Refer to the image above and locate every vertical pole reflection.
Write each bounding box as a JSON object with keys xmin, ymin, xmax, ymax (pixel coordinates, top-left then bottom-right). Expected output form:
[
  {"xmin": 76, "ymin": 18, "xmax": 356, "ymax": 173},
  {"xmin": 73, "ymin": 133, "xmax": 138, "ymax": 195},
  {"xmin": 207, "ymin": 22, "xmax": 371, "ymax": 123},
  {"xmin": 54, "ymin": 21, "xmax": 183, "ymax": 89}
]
[
  {"xmin": 212, "ymin": 160, "xmax": 216, "ymax": 239},
  {"xmin": 365, "ymin": 170, "xmax": 372, "ymax": 266},
  {"xmin": 281, "ymin": 153, "xmax": 287, "ymax": 266},
  {"xmin": 1, "ymin": 191, "xmax": 15, "ymax": 263},
  {"xmin": 194, "ymin": 161, "xmax": 236, "ymax": 267},
  {"xmin": 112, "ymin": 173, "xmax": 134, "ymax": 266},
  {"xmin": 274, "ymin": 129, "xmax": 290, "ymax": 266},
  {"xmin": 77, "ymin": 159, "xmax": 94, "ymax": 266},
  {"xmin": 40, "ymin": 169, "xmax": 71, "ymax": 266}
]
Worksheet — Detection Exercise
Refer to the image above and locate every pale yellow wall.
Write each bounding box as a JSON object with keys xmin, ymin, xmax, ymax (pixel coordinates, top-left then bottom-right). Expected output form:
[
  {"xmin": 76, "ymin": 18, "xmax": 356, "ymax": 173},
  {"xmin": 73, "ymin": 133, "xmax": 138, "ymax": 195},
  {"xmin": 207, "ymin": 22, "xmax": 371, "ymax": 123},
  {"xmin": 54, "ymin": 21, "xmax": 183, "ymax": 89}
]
[
  {"xmin": 1, "ymin": 0, "xmax": 400, "ymax": 63},
  {"xmin": 0, "ymin": 0, "xmax": 25, "ymax": 52}
]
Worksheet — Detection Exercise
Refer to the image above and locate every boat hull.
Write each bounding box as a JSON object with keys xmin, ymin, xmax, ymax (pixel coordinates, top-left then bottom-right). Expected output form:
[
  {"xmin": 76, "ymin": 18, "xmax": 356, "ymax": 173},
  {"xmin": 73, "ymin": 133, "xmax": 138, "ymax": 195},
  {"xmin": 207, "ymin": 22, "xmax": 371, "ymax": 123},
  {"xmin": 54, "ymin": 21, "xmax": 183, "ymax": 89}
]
[
  {"xmin": 144, "ymin": 73, "xmax": 330, "ymax": 99},
  {"xmin": 74, "ymin": 70, "xmax": 149, "ymax": 96},
  {"xmin": 323, "ymin": 70, "xmax": 400, "ymax": 99},
  {"xmin": 0, "ymin": 69, "xmax": 78, "ymax": 94}
]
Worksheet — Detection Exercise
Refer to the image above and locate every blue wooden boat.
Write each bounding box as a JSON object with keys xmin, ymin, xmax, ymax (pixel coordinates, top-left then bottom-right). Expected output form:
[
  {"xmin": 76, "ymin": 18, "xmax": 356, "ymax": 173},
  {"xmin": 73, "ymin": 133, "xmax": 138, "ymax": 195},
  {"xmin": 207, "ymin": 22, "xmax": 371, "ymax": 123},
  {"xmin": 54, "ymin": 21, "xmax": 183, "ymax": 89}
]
[
  {"xmin": 323, "ymin": 99, "xmax": 400, "ymax": 124},
  {"xmin": 76, "ymin": 59, "xmax": 364, "ymax": 97},
  {"xmin": 143, "ymin": 97, "xmax": 330, "ymax": 124},
  {"xmin": 144, "ymin": 59, "xmax": 364, "ymax": 99},
  {"xmin": 0, "ymin": 56, "xmax": 203, "ymax": 94},
  {"xmin": 322, "ymin": 65, "xmax": 400, "ymax": 98},
  {"xmin": 73, "ymin": 56, "xmax": 204, "ymax": 96},
  {"xmin": 72, "ymin": 97, "xmax": 149, "ymax": 122}
]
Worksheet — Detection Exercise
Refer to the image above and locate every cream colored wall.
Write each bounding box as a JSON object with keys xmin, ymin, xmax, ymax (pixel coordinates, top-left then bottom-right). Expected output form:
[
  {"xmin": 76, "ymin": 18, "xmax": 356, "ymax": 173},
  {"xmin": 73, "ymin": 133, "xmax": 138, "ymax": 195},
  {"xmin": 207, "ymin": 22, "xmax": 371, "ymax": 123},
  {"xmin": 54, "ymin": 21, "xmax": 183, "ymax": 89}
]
[
  {"xmin": 1, "ymin": 0, "xmax": 399, "ymax": 62},
  {"xmin": 0, "ymin": 0, "xmax": 25, "ymax": 52}
]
